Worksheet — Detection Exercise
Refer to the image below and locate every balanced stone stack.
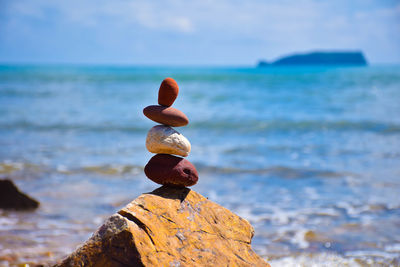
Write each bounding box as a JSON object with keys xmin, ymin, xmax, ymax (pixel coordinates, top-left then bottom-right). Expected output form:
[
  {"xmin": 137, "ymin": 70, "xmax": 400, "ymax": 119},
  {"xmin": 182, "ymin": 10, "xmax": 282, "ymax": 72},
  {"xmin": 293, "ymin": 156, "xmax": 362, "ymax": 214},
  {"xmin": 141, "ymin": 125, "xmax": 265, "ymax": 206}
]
[
  {"xmin": 54, "ymin": 79, "xmax": 270, "ymax": 265},
  {"xmin": 143, "ymin": 78, "xmax": 198, "ymax": 187}
]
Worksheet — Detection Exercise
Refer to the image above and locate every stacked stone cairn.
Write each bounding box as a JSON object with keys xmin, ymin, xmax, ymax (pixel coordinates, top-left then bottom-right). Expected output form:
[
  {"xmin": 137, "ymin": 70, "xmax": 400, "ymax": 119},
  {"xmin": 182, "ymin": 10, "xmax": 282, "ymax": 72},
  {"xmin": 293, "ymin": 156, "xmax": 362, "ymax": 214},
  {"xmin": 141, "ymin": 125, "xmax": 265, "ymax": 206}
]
[{"xmin": 143, "ymin": 78, "xmax": 198, "ymax": 187}]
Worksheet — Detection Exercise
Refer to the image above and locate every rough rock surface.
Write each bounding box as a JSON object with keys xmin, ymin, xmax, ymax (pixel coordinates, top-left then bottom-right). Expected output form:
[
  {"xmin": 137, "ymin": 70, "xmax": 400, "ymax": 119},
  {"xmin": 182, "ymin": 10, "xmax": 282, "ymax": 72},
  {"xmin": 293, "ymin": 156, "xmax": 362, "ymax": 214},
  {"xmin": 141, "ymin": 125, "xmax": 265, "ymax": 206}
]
[
  {"xmin": 146, "ymin": 125, "xmax": 191, "ymax": 157},
  {"xmin": 55, "ymin": 186, "xmax": 270, "ymax": 267},
  {"xmin": 143, "ymin": 105, "xmax": 189, "ymax": 127},
  {"xmin": 0, "ymin": 179, "xmax": 39, "ymax": 210},
  {"xmin": 144, "ymin": 154, "xmax": 198, "ymax": 186},
  {"xmin": 158, "ymin": 77, "xmax": 179, "ymax": 107}
]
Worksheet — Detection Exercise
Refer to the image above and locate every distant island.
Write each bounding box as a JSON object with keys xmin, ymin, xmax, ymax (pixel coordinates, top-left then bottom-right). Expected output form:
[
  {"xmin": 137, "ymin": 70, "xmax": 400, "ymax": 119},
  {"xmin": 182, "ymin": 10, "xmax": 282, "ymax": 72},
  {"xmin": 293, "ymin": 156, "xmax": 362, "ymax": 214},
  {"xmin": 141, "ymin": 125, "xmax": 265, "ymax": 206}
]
[{"xmin": 258, "ymin": 51, "xmax": 368, "ymax": 67}]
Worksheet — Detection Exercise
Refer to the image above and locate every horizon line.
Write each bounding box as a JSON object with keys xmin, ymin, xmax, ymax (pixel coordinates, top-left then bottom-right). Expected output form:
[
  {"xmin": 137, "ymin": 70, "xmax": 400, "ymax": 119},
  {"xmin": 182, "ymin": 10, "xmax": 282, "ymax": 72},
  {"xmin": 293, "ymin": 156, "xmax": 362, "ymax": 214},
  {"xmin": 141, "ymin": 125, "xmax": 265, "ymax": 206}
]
[{"xmin": 0, "ymin": 62, "xmax": 399, "ymax": 68}]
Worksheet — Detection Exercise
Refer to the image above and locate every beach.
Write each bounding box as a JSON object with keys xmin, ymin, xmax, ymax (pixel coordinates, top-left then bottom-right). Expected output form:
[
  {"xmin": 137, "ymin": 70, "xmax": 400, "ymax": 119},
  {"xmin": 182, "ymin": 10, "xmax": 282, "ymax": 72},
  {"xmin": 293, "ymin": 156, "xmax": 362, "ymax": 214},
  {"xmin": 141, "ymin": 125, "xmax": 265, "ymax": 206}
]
[{"xmin": 1, "ymin": 65, "xmax": 400, "ymax": 266}]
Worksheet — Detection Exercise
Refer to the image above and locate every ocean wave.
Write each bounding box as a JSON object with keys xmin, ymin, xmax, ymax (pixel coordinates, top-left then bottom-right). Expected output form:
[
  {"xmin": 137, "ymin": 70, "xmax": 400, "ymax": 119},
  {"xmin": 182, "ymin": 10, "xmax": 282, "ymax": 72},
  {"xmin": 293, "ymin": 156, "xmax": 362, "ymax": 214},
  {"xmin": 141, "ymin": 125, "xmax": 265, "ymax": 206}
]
[
  {"xmin": 0, "ymin": 161, "xmax": 143, "ymax": 176},
  {"xmin": 193, "ymin": 164, "xmax": 350, "ymax": 179},
  {"xmin": 0, "ymin": 120, "xmax": 147, "ymax": 133},
  {"xmin": 0, "ymin": 88, "xmax": 54, "ymax": 98},
  {"xmin": 190, "ymin": 119, "xmax": 400, "ymax": 134},
  {"xmin": 1, "ymin": 119, "xmax": 400, "ymax": 134},
  {"xmin": 267, "ymin": 252, "xmax": 399, "ymax": 267},
  {"xmin": 0, "ymin": 160, "xmax": 349, "ymax": 179}
]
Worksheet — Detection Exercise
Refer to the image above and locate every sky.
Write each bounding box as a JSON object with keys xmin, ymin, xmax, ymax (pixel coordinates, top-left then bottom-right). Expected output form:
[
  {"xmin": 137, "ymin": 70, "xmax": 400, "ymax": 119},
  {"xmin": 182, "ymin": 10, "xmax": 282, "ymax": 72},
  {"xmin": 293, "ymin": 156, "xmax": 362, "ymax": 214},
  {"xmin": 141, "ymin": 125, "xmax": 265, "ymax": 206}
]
[{"xmin": 0, "ymin": 0, "xmax": 399, "ymax": 65}]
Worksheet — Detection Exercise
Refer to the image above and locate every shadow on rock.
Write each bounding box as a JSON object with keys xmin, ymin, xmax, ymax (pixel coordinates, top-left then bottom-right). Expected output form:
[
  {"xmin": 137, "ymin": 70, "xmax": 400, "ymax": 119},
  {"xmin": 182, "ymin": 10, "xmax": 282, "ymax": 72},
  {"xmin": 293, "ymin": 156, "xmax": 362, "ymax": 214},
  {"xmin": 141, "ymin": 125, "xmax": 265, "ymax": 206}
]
[{"xmin": 147, "ymin": 185, "xmax": 190, "ymax": 202}]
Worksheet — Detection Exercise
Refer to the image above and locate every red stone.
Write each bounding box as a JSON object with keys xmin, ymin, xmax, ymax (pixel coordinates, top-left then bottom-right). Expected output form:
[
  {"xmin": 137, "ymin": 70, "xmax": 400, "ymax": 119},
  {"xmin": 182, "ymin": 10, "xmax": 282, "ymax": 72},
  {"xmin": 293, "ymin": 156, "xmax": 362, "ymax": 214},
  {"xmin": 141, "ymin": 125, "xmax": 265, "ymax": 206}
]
[
  {"xmin": 144, "ymin": 154, "xmax": 198, "ymax": 187},
  {"xmin": 143, "ymin": 105, "xmax": 189, "ymax": 127},
  {"xmin": 158, "ymin": 78, "xmax": 179, "ymax": 107}
]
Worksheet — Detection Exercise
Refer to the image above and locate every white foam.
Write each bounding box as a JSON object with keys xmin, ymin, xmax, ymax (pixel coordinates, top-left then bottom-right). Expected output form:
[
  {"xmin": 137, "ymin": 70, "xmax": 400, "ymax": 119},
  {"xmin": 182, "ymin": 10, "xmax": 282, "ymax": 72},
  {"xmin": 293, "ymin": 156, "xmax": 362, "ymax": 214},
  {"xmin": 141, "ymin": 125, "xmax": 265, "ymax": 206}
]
[
  {"xmin": 345, "ymin": 249, "xmax": 400, "ymax": 259},
  {"xmin": 291, "ymin": 229, "xmax": 310, "ymax": 249},
  {"xmin": 385, "ymin": 243, "xmax": 400, "ymax": 252},
  {"xmin": 268, "ymin": 253, "xmax": 362, "ymax": 267}
]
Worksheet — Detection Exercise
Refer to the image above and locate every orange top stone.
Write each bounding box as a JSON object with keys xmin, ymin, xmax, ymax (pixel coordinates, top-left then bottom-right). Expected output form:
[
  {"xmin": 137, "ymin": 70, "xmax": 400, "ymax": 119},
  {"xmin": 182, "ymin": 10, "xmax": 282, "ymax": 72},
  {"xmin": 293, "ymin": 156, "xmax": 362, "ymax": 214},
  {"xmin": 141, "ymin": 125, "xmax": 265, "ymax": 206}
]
[{"xmin": 158, "ymin": 77, "xmax": 179, "ymax": 107}]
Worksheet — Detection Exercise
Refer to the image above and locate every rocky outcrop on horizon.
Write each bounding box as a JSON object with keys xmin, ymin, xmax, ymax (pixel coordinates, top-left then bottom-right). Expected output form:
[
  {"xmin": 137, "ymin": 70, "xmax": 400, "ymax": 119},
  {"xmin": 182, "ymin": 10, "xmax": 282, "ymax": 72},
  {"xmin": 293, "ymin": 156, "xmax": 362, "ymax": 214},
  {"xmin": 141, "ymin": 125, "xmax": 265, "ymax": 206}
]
[{"xmin": 258, "ymin": 51, "xmax": 368, "ymax": 66}]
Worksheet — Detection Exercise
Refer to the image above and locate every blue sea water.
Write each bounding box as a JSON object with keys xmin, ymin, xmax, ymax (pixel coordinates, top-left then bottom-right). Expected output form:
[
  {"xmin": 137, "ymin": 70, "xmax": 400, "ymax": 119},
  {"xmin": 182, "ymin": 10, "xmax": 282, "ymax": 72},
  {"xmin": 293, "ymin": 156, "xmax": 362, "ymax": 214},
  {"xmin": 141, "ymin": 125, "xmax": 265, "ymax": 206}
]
[{"xmin": 0, "ymin": 65, "xmax": 400, "ymax": 265}]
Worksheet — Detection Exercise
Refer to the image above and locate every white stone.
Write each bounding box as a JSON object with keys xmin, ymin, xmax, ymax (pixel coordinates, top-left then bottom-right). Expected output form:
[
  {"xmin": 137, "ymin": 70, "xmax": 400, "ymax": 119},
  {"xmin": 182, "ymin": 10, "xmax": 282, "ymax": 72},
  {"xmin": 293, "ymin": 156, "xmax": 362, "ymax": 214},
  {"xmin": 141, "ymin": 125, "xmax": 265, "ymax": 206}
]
[{"xmin": 146, "ymin": 125, "xmax": 191, "ymax": 157}]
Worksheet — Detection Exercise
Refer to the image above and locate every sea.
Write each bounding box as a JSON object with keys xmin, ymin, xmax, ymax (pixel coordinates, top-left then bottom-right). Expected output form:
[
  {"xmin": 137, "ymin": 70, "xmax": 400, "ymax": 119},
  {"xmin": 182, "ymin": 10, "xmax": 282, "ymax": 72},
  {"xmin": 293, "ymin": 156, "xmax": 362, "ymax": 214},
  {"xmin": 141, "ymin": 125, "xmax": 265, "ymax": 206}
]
[{"xmin": 0, "ymin": 65, "xmax": 399, "ymax": 266}]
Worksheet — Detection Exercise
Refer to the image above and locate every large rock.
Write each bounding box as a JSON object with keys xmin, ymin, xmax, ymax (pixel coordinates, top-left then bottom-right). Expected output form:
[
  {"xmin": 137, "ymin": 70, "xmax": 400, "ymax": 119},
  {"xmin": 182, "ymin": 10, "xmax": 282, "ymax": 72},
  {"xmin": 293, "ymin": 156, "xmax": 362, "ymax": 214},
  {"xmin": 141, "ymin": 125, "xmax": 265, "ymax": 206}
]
[
  {"xmin": 0, "ymin": 179, "xmax": 39, "ymax": 210},
  {"xmin": 55, "ymin": 186, "xmax": 269, "ymax": 267}
]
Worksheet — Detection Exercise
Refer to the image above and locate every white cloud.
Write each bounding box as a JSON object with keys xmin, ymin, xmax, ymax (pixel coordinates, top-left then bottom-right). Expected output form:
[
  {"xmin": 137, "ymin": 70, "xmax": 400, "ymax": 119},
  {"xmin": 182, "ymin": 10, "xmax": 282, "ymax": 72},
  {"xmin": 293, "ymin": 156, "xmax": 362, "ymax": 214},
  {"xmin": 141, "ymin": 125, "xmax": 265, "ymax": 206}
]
[
  {"xmin": 2, "ymin": 0, "xmax": 195, "ymax": 33},
  {"xmin": 167, "ymin": 17, "xmax": 194, "ymax": 33},
  {"xmin": 128, "ymin": 1, "xmax": 194, "ymax": 33}
]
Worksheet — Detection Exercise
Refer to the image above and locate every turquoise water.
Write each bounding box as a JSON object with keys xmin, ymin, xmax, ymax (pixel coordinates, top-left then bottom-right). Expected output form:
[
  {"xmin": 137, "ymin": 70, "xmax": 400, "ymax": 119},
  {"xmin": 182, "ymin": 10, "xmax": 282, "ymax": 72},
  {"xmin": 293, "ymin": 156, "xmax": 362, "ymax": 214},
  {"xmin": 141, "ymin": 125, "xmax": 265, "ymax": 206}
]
[{"xmin": 1, "ymin": 65, "xmax": 400, "ymax": 265}]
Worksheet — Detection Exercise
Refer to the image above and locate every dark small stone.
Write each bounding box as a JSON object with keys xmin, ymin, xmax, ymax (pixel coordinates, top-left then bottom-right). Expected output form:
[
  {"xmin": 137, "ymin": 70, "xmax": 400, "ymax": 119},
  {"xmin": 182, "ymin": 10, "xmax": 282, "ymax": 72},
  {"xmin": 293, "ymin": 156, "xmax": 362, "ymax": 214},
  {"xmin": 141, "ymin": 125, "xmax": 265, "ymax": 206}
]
[
  {"xmin": 0, "ymin": 179, "xmax": 39, "ymax": 210},
  {"xmin": 144, "ymin": 154, "xmax": 198, "ymax": 187},
  {"xmin": 143, "ymin": 105, "xmax": 189, "ymax": 127}
]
